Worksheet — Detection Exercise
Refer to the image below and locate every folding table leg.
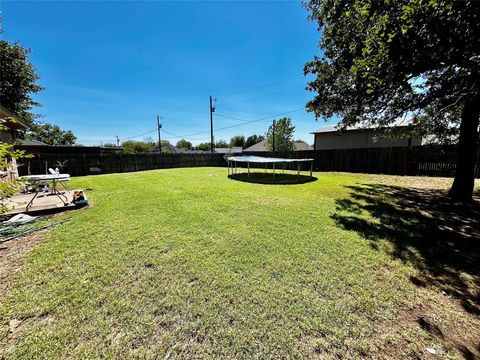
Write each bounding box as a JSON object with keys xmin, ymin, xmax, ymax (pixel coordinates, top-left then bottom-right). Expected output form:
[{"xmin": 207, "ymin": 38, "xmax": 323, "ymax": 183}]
[{"xmin": 26, "ymin": 190, "xmax": 40, "ymax": 210}]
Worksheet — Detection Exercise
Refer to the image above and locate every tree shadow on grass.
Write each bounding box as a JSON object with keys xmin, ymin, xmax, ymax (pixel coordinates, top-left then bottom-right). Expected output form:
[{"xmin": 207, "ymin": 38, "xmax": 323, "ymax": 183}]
[
  {"xmin": 229, "ymin": 172, "xmax": 317, "ymax": 185},
  {"xmin": 331, "ymin": 184, "xmax": 480, "ymax": 316}
]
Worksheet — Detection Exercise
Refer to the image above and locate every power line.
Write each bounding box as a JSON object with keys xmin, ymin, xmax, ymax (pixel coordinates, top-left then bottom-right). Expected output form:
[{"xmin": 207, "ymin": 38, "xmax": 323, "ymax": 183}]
[
  {"xmin": 219, "ymin": 85, "xmax": 301, "ymax": 107},
  {"xmin": 78, "ymin": 107, "xmax": 305, "ymax": 144},
  {"xmin": 162, "ymin": 107, "xmax": 305, "ymax": 139},
  {"xmin": 210, "ymin": 95, "xmax": 215, "ymax": 154},
  {"xmin": 215, "ymin": 114, "xmax": 253, "ymax": 122},
  {"xmin": 136, "ymin": 75, "xmax": 304, "ymax": 126},
  {"xmin": 216, "ymin": 73, "xmax": 303, "ymax": 97},
  {"xmin": 162, "ymin": 129, "xmax": 182, "ymax": 138},
  {"xmin": 162, "ymin": 76, "xmax": 305, "ymax": 122},
  {"xmin": 163, "ymin": 129, "xmax": 209, "ymax": 141},
  {"xmin": 115, "ymin": 98, "xmax": 205, "ymax": 142},
  {"xmin": 120, "ymin": 128, "xmax": 157, "ymax": 141},
  {"xmin": 215, "ymin": 107, "xmax": 305, "ymax": 125},
  {"xmin": 164, "ymin": 97, "xmax": 206, "ymax": 121},
  {"xmin": 272, "ymin": 119, "xmax": 276, "ymax": 151},
  {"xmin": 157, "ymin": 115, "xmax": 162, "ymax": 153}
]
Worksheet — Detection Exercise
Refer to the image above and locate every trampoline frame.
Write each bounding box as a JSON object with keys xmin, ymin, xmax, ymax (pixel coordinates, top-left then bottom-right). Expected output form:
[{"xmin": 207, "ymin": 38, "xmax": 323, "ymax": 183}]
[{"xmin": 226, "ymin": 155, "xmax": 314, "ymax": 182}]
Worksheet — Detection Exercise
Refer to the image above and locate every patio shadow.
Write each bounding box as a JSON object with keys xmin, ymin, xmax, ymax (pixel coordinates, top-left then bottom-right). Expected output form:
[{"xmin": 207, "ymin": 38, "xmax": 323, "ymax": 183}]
[{"xmin": 331, "ymin": 183, "xmax": 480, "ymax": 316}]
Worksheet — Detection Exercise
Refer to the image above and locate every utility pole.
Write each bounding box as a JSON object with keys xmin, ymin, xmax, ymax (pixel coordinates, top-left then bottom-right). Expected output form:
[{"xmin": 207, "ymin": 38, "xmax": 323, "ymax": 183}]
[
  {"xmin": 210, "ymin": 95, "xmax": 215, "ymax": 154},
  {"xmin": 157, "ymin": 115, "xmax": 162, "ymax": 154},
  {"xmin": 272, "ymin": 119, "xmax": 276, "ymax": 152},
  {"xmin": 116, "ymin": 135, "xmax": 120, "ymax": 147}
]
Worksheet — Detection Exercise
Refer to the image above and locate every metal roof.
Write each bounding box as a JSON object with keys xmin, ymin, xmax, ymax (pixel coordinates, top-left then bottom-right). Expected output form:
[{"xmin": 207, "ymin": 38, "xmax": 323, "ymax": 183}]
[{"xmin": 311, "ymin": 120, "xmax": 412, "ymax": 134}]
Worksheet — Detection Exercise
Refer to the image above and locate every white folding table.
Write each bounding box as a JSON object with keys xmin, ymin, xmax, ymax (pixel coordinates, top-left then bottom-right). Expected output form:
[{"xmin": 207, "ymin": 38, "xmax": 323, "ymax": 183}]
[{"xmin": 23, "ymin": 174, "xmax": 71, "ymax": 210}]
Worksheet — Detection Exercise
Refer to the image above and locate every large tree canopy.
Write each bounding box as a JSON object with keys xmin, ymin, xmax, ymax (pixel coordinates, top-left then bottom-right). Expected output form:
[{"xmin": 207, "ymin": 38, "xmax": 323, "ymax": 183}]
[
  {"xmin": 304, "ymin": 0, "xmax": 480, "ymax": 201},
  {"xmin": 244, "ymin": 134, "xmax": 265, "ymax": 149},
  {"xmin": 176, "ymin": 139, "xmax": 193, "ymax": 150},
  {"xmin": 0, "ymin": 40, "xmax": 43, "ymax": 125},
  {"xmin": 196, "ymin": 142, "xmax": 211, "ymax": 151},
  {"xmin": 215, "ymin": 140, "xmax": 229, "ymax": 148},
  {"xmin": 265, "ymin": 117, "xmax": 295, "ymax": 152},
  {"xmin": 121, "ymin": 140, "xmax": 154, "ymax": 154},
  {"xmin": 27, "ymin": 123, "xmax": 77, "ymax": 146},
  {"xmin": 230, "ymin": 135, "xmax": 246, "ymax": 148}
]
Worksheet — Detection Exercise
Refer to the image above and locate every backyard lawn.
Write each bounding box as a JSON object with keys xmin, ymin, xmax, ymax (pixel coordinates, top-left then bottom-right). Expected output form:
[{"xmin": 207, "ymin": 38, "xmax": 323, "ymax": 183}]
[{"xmin": 1, "ymin": 168, "xmax": 479, "ymax": 358}]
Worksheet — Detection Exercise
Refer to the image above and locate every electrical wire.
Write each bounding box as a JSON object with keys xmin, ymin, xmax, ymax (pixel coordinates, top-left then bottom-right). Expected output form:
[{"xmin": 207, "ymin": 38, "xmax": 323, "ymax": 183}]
[
  {"xmin": 216, "ymin": 73, "xmax": 304, "ymax": 97},
  {"xmin": 218, "ymin": 85, "xmax": 300, "ymax": 107},
  {"xmin": 215, "ymin": 107, "xmax": 305, "ymax": 124},
  {"xmin": 76, "ymin": 73, "xmax": 308, "ymax": 144},
  {"xmin": 162, "ymin": 97, "xmax": 206, "ymax": 121},
  {"xmin": 78, "ymin": 106, "xmax": 305, "ymax": 144},
  {"xmin": 161, "ymin": 107, "xmax": 306, "ymax": 139},
  {"xmin": 120, "ymin": 128, "xmax": 157, "ymax": 141}
]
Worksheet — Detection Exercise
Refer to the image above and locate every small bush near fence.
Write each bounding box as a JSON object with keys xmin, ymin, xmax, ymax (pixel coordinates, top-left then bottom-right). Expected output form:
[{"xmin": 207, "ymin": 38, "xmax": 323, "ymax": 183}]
[{"xmin": 17, "ymin": 145, "xmax": 480, "ymax": 178}]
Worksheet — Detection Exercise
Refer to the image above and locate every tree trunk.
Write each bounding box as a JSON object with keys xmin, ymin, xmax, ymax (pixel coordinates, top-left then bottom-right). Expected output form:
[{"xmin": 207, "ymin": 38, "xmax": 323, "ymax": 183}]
[{"xmin": 449, "ymin": 96, "xmax": 480, "ymax": 202}]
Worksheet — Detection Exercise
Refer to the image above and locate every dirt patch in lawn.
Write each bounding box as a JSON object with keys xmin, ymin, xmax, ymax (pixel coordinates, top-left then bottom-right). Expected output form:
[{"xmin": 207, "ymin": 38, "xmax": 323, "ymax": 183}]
[
  {"xmin": 361, "ymin": 173, "xmax": 480, "ymax": 192},
  {"xmin": 0, "ymin": 230, "xmax": 52, "ymax": 353},
  {"xmin": 333, "ymin": 176, "xmax": 480, "ymax": 359},
  {"xmin": 0, "ymin": 231, "xmax": 46, "ymax": 298},
  {"xmin": 381, "ymin": 288, "xmax": 480, "ymax": 359}
]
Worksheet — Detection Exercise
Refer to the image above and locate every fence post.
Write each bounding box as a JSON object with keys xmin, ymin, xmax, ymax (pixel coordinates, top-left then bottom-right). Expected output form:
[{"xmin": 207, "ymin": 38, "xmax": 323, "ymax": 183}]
[{"xmin": 83, "ymin": 154, "xmax": 87, "ymax": 176}]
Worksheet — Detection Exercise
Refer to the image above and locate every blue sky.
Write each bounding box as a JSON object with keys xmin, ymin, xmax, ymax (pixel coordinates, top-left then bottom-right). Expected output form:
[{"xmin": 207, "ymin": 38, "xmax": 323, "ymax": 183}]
[{"xmin": 2, "ymin": 1, "xmax": 328, "ymax": 146}]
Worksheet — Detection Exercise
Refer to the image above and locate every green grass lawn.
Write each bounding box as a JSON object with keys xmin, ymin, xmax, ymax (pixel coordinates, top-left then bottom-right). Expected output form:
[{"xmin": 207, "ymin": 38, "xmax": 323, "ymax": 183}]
[{"xmin": 1, "ymin": 168, "xmax": 478, "ymax": 358}]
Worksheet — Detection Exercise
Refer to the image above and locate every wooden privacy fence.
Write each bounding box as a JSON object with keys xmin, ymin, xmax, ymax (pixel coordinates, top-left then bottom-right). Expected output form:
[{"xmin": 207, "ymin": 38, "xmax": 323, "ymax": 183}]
[
  {"xmin": 18, "ymin": 153, "xmax": 226, "ymax": 177},
  {"xmin": 243, "ymin": 145, "xmax": 480, "ymax": 178},
  {"xmin": 16, "ymin": 145, "xmax": 480, "ymax": 178}
]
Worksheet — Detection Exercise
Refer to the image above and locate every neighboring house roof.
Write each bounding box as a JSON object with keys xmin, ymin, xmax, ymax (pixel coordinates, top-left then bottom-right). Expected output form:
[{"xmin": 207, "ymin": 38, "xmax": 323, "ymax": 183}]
[
  {"xmin": 0, "ymin": 104, "xmax": 28, "ymax": 130},
  {"xmin": 179, "ymin": 147, "xmax": 242, "ymax": 154},
  {"xmin": 180, "ymin": 147, "xmax": 243, "ymax": 154},
  {"xmin": 243, "ymin": 139, "xmax": 268, "ymax": 152},
  {"xmin": 214, "ymin": 147, "xmax": 243, "ymax": 154},
  {"xmin": 311, "ymin": 119, "xmax": 411, "ymax": 134},
  {"xmin": 243, "ymin": 139, "xmax": 313, "ymax": 152},
  {"xmin": 183, "ymin": 149, "xmax": 207, "ymax": 154},
  {"xmin": 151, "ymin": 143, "xmax": 180, "ymax": 153},
  {"xmin": 18, "ymin": 139, "xmax": 47, "ymax": 146},
  {"xmin": 311, "ymin": 125, "xmax": 339, "ymax": 134},
  {"xmin": 293, "ymin": 141, "xmax": 314, "ymax": 151}
]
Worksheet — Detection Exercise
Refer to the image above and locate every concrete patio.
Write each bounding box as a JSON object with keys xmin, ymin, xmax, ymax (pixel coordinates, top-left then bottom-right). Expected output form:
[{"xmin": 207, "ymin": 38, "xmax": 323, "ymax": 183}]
[{"xmin": 5, "ymin": 190, "xmax": 77, "ymax": 216}]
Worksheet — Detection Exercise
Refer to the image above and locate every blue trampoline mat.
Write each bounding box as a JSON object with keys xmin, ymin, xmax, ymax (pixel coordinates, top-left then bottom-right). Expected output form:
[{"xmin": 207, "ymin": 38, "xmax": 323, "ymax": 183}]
[{"xmin": 227, "ymin": 155, "xmax": 314, "ymax": 163}]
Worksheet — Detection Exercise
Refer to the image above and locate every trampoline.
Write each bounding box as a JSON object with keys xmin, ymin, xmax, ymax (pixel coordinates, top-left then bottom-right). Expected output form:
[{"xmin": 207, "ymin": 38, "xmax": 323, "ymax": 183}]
[{"xmin": 226, "ymin": 155, "xmax": 314, "ymax": 182}]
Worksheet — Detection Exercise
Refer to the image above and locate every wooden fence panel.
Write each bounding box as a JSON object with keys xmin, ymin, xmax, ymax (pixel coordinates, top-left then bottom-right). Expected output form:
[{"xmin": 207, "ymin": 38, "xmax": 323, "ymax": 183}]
[
  {"xmin": 18, "ymin": 153, "xmax": 226, "ymax": 177},
  {"xmin": 16, "ymin": 145, "xmax": 480, "ymax": 178}
]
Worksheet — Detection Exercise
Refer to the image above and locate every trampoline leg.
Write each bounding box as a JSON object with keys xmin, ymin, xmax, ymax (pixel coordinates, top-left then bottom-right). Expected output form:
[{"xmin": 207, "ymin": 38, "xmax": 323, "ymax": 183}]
[
  {"xmin": 265, "ymin": 163, "xmax": 267, "ymax": 173},
  {"xmin": 310, "ymin": 161, "xmax": 313, "ymax": 179},
  {"xmin": 297, "ymin": 163, "xmax": 300, "ymax": 181},
  {"xmin": 273, "ymin": 163, "xmax": 275, "ymax": 182},
  {"xmin": 235, "ymin": 161, "xmax": 237, "ymax": 175},
  {"xmin": 248, "ymin": 162, "xmax": 250, "ymax": 178}
]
